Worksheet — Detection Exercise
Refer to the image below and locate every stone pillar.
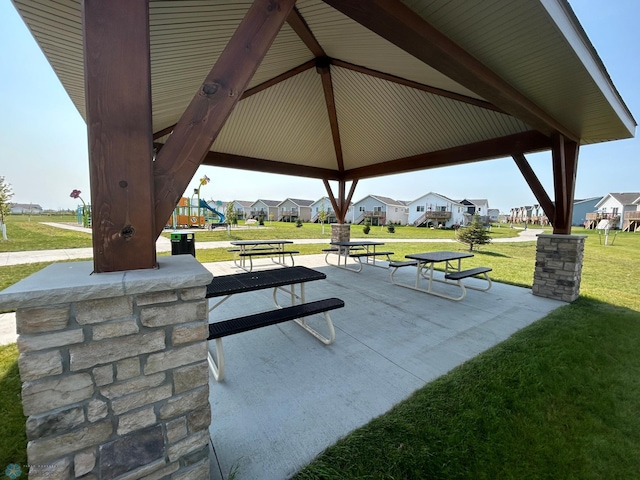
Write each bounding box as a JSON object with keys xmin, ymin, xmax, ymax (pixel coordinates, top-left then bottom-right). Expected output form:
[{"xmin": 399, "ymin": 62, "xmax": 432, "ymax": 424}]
[
  {"xmin": 0, "ymin": 256, "xmax": 213, "ymax": 479},
  {"xmin": 330, "ymin": 223, "xmax": 351, "ymax": 244},
  {"xmin": 532, "ymin": 233, "xmax": 586, "ymax": 302}
]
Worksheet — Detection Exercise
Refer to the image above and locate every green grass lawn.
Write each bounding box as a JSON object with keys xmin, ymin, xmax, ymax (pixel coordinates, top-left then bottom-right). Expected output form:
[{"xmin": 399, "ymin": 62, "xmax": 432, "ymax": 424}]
[{"xmin": 0, "ymin": 218, "xmax": 638, "ymax": 477}]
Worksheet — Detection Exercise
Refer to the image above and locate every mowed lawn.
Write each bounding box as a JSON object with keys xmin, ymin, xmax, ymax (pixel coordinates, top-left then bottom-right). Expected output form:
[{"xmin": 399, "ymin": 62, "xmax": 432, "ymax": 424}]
[{"xmin": 0, "ymin": 215, "xmax": 639, "ymax": 477}]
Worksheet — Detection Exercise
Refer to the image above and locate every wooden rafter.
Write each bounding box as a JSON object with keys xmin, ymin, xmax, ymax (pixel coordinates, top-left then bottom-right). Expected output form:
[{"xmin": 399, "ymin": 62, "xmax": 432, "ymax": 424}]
[
  {"xmin": 317, "ymin": 58, "xmax": 345, "ymax": 172},
  {"xmin": 331, "ymin": 59, "xmax": 504, "ymax": 113},
  {"xmin": 287, "ymin": 6, "xmax": 325, "ymax": 57},
  {"xmin": 512, "ymin": 153, "xmax": 556, "ymax": 223},
  {"xmin": 343, "ymin": 131, "xmax": 552, "ymax": 181},
  {"xmin": 322, "ymin": 0, "xmax": 578, "ymax": 141},
  {"xmin": 152, "ymin": 0, "xmax": 296, "ymax": 238},
  {"xmin": 323, "ymin": 180, "xmax": 341, "ymax": 222},
  {"xmin": 322, "ymin": 179, "xmax": 358, "ymax": 223},
  {"xmin": 201, "ymin": 150, "xmax": 339, "ymax": 180},
  {"xmin": 83, "ymin": 0, "xmax": 156, "ymax": 273}
]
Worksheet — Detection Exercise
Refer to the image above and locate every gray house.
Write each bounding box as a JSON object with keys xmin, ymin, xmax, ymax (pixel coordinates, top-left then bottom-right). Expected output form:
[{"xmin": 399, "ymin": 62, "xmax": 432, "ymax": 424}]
[{"xmin": 572, "ymin": 197, "xmax": 602, "ymax": 226}]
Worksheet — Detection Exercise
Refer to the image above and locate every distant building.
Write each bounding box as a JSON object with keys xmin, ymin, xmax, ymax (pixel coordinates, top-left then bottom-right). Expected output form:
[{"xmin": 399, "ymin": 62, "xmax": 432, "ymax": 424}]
[
  {"xmin": 406, "ymin": 192, "xmax": 465, "ymax": 228},
  {"xmin": 351, "ymin": 195, "xmax": 408, "ymax": 225},
  {"xmin": 586, "ymin": 192, "xmax": 640, "ymax": 230},
  {"xmin": 10, "ymin": 203, "xmax": 43, "ymax": 214},
  {"xmin": 278, "ymin": 198, "xmax": 313, "ymax": 222},
  {"xmin": 572, "ymin": 197, "xmax": 602, "ymax": 227},
  {"xmin": 250, "ymin": 199, "xmax": 280, "ymax": 221}
]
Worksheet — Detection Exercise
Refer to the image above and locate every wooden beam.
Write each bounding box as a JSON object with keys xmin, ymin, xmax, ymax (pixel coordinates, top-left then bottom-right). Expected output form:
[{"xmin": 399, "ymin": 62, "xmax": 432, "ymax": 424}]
[
  {"xmin": 82, "ymin": 0, "xmax": 156, "ymax": 273},
  {"xmin": 152, "ymin": 0, "xmax": 296, "ymax": 238},
  {"xmin": 322, "ymin": 0, "xmax": 578, "ymax": 141},
  {"xmin": 551, "ymin": 134, "xmax": 579, "ymax": 234},
  {"xmin": 512, "ymin": 153, "xmax": 556, "ymax": 223},
  {"xmin": 331, "ymin": 59, "xmax": 504, "ymax": 113},
  {"xmin": 343, "ymin": 131, "xmax": 552, "ymax": 181},
  {"xmin": 287, "ymin": 6, "xmax": 325, "ymax": 57},
  {"xmin": 322, "ymin": 180, "xmax": 342, "ymax": 222},
  {"xmin": 317, "ymin": 58, "xmax": 344, "ymax": 172},
  {"xmin": 343, "ymin": 180, "xmax": 358, "ymax": 223},
  {"xmin": 201, "ymin": 150, "xmax": 340, "ymax": 180},
  {"xmin": 153, "ymin": 60, "xmax": 316, "ymax": 140},
  {"xmin": 338, "ymin": 180, "xmax": 346, "ymax": 223}
]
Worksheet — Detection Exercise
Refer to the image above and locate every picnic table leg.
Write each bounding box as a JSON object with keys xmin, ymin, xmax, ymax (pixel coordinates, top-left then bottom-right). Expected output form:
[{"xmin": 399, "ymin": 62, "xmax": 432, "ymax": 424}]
[{"xmin": 208, "ymin": 340, "xmax": 225, "ymax": 381}]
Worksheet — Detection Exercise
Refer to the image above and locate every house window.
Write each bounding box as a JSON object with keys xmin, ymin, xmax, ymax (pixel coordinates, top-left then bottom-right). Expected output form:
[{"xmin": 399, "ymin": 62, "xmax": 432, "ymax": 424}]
[
  {"xmin": 359, "ymin": 206, "xmax": 365, "ymax": 212},
  {"xmin": 373, "ymin": 206, "xmax": 382, "ymax": 212},
  {"xmin": 612, "ymin": 207, "xmax": 619, "ymax": 215},
  {"xmin": 437, "ymin": 206, "xmax": 446, "ymax": 212},
  {"xmin": 417, "ymin": 206, "xmax": 425, "ymax": 212}
]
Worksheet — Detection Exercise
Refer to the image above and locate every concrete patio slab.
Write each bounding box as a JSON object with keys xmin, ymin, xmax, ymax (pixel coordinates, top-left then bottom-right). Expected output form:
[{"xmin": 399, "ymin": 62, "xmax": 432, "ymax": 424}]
[{"xmin": 203, "ymin": 254, "xmax": 563, "ymax": 480}]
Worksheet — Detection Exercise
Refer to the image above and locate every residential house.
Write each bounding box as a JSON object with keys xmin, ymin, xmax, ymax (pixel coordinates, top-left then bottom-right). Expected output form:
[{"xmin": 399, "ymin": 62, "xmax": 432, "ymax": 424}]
[
  {"xmin": 230, "ymin": 200, "xmax": 253, "ymax": 220},
  {"xmin": 278, "ymin": 198, "xmax": 313, "ymax": 222},
  {"xmin": 406, "ymin": 192, "xmax": 465, "ymax": 228},
  {"xmin": 626, "ymin": 197, "xmax": 640, "ymax": 232},
  {"xmin": 530, "ymin": 204, "xmax": 549, "ymax": 225},
  {"xmin": 586, "ymin": 192, "xmax": 640, "ymax": 230},
  {"xmin": 250, "ymin": 199, "xmax": 280, "ymax": 221},
  {"xmin": 310, "ymin": 197, "xmax": 353, "ymax": 224},
  {"xmin": 10, "ymin": 203, "xmax": 43, "ymax": 214},
  {"xmin": 458, "ymin": 199, "xmax": 490, "ymax": 224},
  {"xmin": 571, "ymin": 197, "xmax": 602, "ymax": 227},
  {"xmin": 351, "ymin": 195, "xmax": 408, "ymax": 226},
  {"xmin": 487, "ymin": 208, "xmax": 500, "ymax": 223}
]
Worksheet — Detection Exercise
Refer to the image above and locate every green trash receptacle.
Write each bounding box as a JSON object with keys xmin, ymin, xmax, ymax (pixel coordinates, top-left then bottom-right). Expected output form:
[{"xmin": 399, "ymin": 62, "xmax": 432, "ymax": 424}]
[{"xmin": 171, "ymin": 232, "xmax": 195, "ymax": 256}]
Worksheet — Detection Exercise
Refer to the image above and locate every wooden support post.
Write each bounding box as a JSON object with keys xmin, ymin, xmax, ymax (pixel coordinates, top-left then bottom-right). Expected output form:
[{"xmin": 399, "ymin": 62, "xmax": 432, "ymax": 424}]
[
  {"xmin": 551, "ymin": 134, "xmax": 579, "ymax": 234},
  {"xmin": 512, "ymin": 153, "xmax": 556, "ymax": 223},
  {"xmin": 83, "ymin": 0, "xmax": 156, "ymax": 273}
]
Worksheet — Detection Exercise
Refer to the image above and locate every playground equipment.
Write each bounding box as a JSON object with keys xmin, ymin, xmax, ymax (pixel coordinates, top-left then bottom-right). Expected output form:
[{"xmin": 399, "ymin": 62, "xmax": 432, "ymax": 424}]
[{"xmin": 166, "ymin": 174, "xmax": 226, "ymax": 228}]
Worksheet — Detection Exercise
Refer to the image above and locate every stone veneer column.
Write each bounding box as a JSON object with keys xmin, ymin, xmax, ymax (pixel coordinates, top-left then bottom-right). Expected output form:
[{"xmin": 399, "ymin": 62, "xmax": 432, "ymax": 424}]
[
  {"xmin": 330, "ymin": 223, "xmax": 351, "ymax": 244},
  {"xmin": 532, "ymin": 233, "xmax": 586, "ymax": 302},
  {"xmin": 0, "ymin": 255, "xmax": 213, "ymax": 479}
]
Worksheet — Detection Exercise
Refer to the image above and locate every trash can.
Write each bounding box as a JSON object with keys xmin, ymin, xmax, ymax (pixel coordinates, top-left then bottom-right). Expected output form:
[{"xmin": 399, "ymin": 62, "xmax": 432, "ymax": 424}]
[{"xmin": 171, "ymin": 232, "xmax": 195, "ymax": 256}]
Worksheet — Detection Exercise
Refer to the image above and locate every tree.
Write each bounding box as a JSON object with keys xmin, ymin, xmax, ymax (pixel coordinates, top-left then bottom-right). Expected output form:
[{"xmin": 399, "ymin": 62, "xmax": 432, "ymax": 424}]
[
  {"xmin": 225, "ymin": 201, "xmax": 238, "ymax": 226},
  {"xmin": 457, "ymin": 214, "xmax": 491, "ymax": 251},
  {"xmin": 0, "ymin": 176, "xmax": 13, "ymax": 240},
  {"xmin": 318, "ymin": 202, "xmax": 328, "ymax": 234}
]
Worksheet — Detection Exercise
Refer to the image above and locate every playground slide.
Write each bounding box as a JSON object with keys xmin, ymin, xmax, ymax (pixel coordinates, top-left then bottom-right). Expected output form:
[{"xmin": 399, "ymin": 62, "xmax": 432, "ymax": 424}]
[{"xmin": 199, "ymin": 199, "xmax": 226, "ymax": 223}]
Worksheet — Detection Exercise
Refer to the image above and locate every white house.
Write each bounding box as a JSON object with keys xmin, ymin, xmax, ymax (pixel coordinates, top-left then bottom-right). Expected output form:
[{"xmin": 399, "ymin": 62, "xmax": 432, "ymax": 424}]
[
  {"xmin": 310, "ymin": 197, "xmax": 353, "ymax": 224},
  {"xmin": 230, "ymin": 200, "xmax": 253, "ymax": 220},
  {"xmin": 278, "ymin": 198, "xmax": 313, "ymax": 222},
  {"xmin": 351, "ymin": 195, "xmax": 408, "ymax": 225},
  {"xmin": 591, "ymin": 192, "xmax": 640, "ymax": 230},
  {"xmin": 406, "ymin": 192, "xmax": 465, "ymax": 228},
  {"xmin": 250, "ymin": 199, "xmax": 280, "ymax": 220}
]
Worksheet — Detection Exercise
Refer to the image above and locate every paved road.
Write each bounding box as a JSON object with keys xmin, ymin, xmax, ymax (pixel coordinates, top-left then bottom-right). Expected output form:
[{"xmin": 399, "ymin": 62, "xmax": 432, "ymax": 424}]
[{"xmin": 0, "ymin": 222, "xmax": 542, "ymax": 267}]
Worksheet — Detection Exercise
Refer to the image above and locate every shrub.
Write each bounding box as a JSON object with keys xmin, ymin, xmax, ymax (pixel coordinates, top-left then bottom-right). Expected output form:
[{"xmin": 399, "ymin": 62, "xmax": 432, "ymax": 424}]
[
  {"xmin": 363, "ymin": 221, "xmax": 371, "ymax": 235},
  {"xmin": 387, "ymin": 224, "xmax": 395, "ymax": 233},
  {"xmin": 295, "ymin": 218, "xmax": 303, "ymax": 228}
]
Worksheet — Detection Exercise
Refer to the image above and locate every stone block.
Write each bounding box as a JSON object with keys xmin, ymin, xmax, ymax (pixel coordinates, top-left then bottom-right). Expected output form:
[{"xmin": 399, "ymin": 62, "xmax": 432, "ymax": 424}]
[
  {"xmin": 18, "ymin": 350, "xmax": 63, "ymax": 381},
  {"xmin": 116, "ymin": 357, "xmax": 141, "ymax": 381},
  {"xmin": 166, "ymin": 417, "xmax": 188, "ymax": 443},
  {"xmin": 76, "ymin": 296, "xmax": 133, "ymax": 325},
  {"xmin": 167, "ymin": 430, "xmax": 209, "ymax": 462},
  {"xmin": 144, "ymin": 342, "xmax": 207, "ymax": 375},
  {"xmin": 172, "ymin": 322, "xmax": 208, "ymax": 346},
  {"xmin": 100, "ymin": 372, "xmax": 165, "ymax": 400},
  {"xmin": 180, "ymin": 287, "xmax": 206, "ymax": 301},
  {"xmin": 92, "ymin": 318, "xmax": 139, "ymax": 341},
  {"xmin": 136, "ymin": 290, "xmax": 178, "ymax": 307},
  {"xmin": 99, "ymin": 425, "xmax": 164, "ymax": 479},
  {"xmin": 22, "ymin": 373, "xmax": 94, "ymax": 416},
  {"xmin": 29, "ymin": 456, "xmax": 71, "ymax": 480},
  {"xmin": 93, "ymin": 364, "xmax": 114, "ymax": 386},
  {"xmin": 18, "ymin": 328, "xmax": 84, "ymax": 353},
  {"xmin": 159, "ymin": 386, "xmax": 208, "ymax": 420},
  {"xmin": 116, "ymin": 459, "xmax": 169, "ymax": 480},
  {"xmin": 87, "ymin": 398, "xmax": 108, "ymax": 422},
  {"xmin": 75, "ymin": 448, "xmax": 96, "ymax": 477},
  {"xmin": 16, "ymin": 305, "xmax": 69, "ymax": 334},
  {"xmin": 27, "ymin": 419, "xmax": 112, "ymax": 463},
  {"xmin": 70, "ymin": 330, "xmax": 165, "ymax": 371},
  {"xmin": 26, "ymin": 405, "xmax": 85, "ymax": 439},
  {"xmin": 188, "ymin": 405, "xmax": 211, "ymax": 434},
  {"xmin": 173, "ymin": 361, "xmax": 208, "ymax": 394},
  {"xmin": 111, "ymin": 384, "xmax": 173, "ymax": 415},
  {"xmin": 118, "ymin": 406, "xmax": 157, "ymax": 435},
  {"xmin": 140, "ymin": 301, "xmax": 207, "ymax": 328},
  {"xmin": 138, "ymin": 462, "xmax": 179, "ymax": 480}
]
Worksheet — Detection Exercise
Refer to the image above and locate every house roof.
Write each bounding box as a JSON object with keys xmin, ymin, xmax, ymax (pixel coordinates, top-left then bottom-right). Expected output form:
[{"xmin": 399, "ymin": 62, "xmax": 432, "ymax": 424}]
[
  {"xmin": 232, "ymin": 200, "xmax": 253, "ymax": 208},
  {"xmin": 369, "ymin": 195, "xmax": 405, "ymax": 207},
  {"xmin": 252, "ymin": 199, "xmax": 281, "ymax": 207},
  {"xmin": 409, "ymin": 191, "xmax": 461, "ymax": 206},
  {"xmin": 596, "ymin": 192, "xmax": 640, "ymax": 208},
  {"xmin": 11, "ymin": 0, "xmax": 635, "ymax": 186},
  {"xmin": 280, "ymin": 198, "xmax": 314, "ymax": 207}
]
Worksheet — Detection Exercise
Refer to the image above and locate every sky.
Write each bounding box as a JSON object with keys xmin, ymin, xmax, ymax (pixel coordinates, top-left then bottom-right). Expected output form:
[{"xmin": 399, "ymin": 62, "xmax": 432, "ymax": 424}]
[{"xmin": 0, "ymin": 1, "xmax": 638, "ymax": 214}]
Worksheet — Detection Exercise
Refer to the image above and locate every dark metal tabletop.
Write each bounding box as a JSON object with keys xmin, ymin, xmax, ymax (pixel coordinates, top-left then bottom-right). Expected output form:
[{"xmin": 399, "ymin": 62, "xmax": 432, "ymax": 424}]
[
  {"xmin": 206, "ymin": 266, "xmax": 326, "ymax": 298},
  {"xmin": 230, "ymin": 240, "xmax": 294, "ymax": 246},
  {"xmin": 330, "ymin": 241, "xmax": 385, "ymax": 247},
  {"xmin": 405, "ymin": 251, "xmax": 474, "ymax": 262}
]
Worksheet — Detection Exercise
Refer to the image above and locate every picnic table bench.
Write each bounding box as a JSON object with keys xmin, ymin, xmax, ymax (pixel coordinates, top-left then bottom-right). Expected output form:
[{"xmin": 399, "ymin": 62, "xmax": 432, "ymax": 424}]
[
  {"xmin": 325, "ymin": 241, "xmax": 393, "ymax": 272},
  {"xmin": 229, "ymin": 240, "xmax": 298, "ymax": 272},
  {"xmin": 205, "ymin": 266, "xmax": 344, "ymax": 381}
]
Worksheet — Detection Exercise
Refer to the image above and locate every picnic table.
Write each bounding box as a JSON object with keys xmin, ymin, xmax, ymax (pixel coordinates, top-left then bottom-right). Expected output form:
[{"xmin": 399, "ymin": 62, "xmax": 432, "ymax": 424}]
[
  {"xmin": 389, "ymin": 251, "xmax": 492, "ymax": 301},
  {"xmin": 324, "ymin": 240, "xmax": 394, "ymax": 272},
  {"xmin": 205, "ymin": 266, "xmax": 344, "ymax": 380},
  {"xmin": 229, "ymin": 239, "xmax": 298, "ymax": 272}
]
